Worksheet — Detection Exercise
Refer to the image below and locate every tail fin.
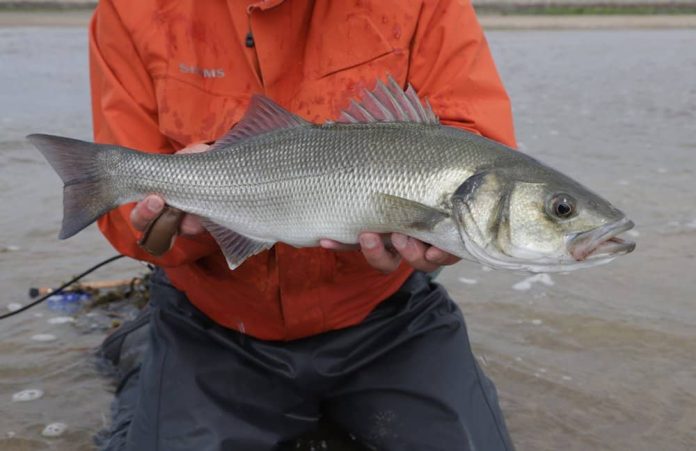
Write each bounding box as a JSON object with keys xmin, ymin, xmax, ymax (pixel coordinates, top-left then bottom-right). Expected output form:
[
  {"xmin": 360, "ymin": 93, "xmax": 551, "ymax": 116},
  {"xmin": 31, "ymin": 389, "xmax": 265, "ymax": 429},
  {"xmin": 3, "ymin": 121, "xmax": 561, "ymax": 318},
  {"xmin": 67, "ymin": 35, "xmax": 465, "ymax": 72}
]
[{"xmin": 27, "ymin": 134, "xmax": 120, "ymax": 239}]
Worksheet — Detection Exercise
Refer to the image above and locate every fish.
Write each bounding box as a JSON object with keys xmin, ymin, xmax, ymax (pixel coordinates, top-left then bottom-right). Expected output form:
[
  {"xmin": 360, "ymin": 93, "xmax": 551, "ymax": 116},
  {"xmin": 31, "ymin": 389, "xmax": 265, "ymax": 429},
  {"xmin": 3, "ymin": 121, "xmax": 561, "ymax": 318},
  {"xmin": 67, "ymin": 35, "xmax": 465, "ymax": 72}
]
[{"xmin": 27, "ymin": 76, "xmax": 636, "ymax": 272}]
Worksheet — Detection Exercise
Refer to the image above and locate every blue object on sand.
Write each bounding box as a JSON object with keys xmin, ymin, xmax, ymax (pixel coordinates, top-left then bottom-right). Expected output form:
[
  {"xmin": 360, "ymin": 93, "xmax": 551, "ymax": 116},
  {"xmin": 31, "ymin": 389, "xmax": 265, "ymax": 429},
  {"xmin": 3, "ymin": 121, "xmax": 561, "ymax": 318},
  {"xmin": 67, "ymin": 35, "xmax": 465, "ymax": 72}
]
[{"xmin": 46, "ymin": 291, "xmax": 91, "ymax": 314}]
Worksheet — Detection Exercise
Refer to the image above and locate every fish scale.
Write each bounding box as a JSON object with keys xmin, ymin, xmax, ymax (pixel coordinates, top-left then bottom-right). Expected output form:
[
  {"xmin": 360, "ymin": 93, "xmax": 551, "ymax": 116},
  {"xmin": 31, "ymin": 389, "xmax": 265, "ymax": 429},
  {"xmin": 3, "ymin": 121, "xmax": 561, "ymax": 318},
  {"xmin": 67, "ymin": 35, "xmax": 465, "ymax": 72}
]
[{"xmin": 109, "ymin": 125, "xmax": 471, "ymax": 240}]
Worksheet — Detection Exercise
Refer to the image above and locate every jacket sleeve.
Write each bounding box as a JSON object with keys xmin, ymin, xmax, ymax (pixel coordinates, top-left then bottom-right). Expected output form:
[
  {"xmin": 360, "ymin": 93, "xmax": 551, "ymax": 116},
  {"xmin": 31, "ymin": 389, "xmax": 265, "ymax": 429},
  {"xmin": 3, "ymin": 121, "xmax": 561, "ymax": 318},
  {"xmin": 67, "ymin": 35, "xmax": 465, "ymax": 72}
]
[
  {"xmin": 89, "ymin": 0, "xmax": 218, "ymax": 266},
  {"xmin": 408, "ymin": 0, "xmax": 516, "ymax": 148}
]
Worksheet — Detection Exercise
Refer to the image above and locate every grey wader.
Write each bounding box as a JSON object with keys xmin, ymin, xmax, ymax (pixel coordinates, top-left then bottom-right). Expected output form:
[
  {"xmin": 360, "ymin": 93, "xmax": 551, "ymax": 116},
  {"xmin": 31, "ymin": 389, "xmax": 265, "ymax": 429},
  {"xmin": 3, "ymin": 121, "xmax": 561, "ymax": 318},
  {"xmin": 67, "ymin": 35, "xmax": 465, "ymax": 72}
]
[{"xmin": 98, "ymin": 269, "xmax": 514, "ymax": 451}]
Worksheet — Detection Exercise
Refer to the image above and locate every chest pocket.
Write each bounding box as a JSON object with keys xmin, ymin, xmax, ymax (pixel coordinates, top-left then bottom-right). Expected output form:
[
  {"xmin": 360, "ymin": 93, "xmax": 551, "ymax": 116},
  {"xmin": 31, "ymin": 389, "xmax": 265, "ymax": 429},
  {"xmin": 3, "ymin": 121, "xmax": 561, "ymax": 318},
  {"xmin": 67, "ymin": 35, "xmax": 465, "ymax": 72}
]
[
  {"xmin": 154, "ymin": 73, "xmax": 250, "ymax": 148},
  {"xmin": 151, "ymin": 10, "xmax": 252, "ymax": 148},
  {"xmin": 306, "ymin": 14, "xmax": 395, "ymax": 79}
]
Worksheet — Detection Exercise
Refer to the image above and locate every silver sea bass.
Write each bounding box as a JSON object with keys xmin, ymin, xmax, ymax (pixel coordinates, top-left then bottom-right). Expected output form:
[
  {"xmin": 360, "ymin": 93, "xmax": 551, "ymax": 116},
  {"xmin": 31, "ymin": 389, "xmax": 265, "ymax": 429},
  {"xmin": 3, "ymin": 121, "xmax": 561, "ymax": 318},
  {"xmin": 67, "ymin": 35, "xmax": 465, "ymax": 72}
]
[{"xmin": 28, "ymin": 77, "xmax": 635, "ymax": 272}]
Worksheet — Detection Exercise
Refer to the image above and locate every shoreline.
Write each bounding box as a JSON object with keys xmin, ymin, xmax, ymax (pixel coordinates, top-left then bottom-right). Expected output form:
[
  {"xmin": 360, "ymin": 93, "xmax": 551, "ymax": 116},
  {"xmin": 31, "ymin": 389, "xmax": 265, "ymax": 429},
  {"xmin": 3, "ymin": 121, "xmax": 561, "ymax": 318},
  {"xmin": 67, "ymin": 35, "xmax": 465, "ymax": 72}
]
[
  {"xmin": 481, "ymin": 13, "xmax": 696, "ymax": 28},
  {"xmin": 2, "ymin": 9, "xmax": 696, "ymax": 29},
  {"xmin": 0, "ymin": 9, "xmax": 89, "ymax": 26}
]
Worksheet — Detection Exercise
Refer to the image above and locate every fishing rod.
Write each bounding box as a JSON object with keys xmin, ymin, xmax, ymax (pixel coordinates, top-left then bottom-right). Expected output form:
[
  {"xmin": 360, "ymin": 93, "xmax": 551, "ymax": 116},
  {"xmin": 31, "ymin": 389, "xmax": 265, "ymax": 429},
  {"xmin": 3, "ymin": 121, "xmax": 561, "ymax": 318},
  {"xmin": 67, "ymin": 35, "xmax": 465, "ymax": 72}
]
[{"xmin": 0, "ymin": 254, "xmax": 126, "ymax": 320}]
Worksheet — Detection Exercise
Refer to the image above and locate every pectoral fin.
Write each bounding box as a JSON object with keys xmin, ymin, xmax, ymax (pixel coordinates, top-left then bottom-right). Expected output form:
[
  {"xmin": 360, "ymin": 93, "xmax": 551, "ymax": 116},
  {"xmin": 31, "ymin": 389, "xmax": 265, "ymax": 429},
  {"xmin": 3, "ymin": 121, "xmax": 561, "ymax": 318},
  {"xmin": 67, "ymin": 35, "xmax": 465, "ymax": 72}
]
[
  {"xmin": 200, "ymin": 219, "xmax": 274, "ymax": 270},
  {"xmin": 374, "ymin": 193, "xmax": 449, "ymax": 231}
]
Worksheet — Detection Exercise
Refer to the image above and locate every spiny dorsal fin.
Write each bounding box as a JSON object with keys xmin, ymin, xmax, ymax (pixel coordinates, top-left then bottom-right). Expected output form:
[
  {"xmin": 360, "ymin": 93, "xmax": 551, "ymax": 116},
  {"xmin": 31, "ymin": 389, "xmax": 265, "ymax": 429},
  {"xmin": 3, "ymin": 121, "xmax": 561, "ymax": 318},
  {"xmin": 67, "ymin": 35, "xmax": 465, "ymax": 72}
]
[
  {"xmin": 338, "ymin": 75, "xmax": 439, "ymax": 125},
  {"xmin": 208, "ymin": 95, "xmax": 309, "ymax": 151}
]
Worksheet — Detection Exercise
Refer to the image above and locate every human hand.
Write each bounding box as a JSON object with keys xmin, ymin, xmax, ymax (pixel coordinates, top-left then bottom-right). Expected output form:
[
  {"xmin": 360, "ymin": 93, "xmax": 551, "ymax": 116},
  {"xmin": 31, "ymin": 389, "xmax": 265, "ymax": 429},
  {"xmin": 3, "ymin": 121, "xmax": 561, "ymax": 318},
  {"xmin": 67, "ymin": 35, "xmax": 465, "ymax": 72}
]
[
  {"xmin": 320, "ymin": 233, "xmax": 460, "ymax": 273},
  {"xmin": 130, "ymin": 143, "xmax": 209, "ymax": 254}
]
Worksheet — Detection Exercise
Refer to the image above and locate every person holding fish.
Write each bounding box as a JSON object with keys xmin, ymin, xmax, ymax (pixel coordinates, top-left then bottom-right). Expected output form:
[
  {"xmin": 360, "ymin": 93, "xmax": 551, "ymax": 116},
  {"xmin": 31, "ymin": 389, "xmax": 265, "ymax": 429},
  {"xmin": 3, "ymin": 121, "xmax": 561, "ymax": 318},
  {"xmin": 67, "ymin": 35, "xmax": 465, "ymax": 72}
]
[{"xmin": 28, "ymin": 0, "xmax": 634, "ymax": 450}]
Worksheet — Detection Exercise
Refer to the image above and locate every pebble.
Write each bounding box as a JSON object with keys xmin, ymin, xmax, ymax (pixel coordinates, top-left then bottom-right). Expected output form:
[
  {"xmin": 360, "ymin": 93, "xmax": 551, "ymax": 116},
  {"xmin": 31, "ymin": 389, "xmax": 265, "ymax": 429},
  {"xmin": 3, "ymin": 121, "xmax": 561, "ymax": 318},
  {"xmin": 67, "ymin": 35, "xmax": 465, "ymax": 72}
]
[
  {"xmin": 31, "ymin": 334, "xmax": 57, "ymax": 342},
  {"xmin": 41, "ymin": 422, "xmax": 67, "ymax": 438},
  {"xmin": 458, "ymin": 277, "xmax": 478, "ymax": 285},
  {"xmin": 531, "ymin": 319, "xmax": 544, "ymax": 326},
  {"xmin": 562, "ymin": 375, "xmax": 573, "ymax": 381},
  {"xmin": 47, "ymin": 316, "xmax": 74, "ymax": 325},
  {"xmin": 12, "ymin": 389, "xmax": 44, "ymax": 402},
  {"xmin": 7, "ymin": 303, "xmax": 22, "ymax": 312},
  {"xmin": 513, "ymin": 274, "xmax": 554, "ymax": 291}
]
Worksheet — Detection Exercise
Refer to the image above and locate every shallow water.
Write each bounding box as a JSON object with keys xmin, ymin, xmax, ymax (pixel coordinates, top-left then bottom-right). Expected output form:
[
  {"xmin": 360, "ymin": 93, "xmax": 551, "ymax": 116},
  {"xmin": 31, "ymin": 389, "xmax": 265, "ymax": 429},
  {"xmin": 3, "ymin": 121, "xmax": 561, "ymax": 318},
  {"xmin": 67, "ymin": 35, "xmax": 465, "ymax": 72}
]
[{"xmin": 1, "ymin": 27, "xmax": 695, "ymax": 450}]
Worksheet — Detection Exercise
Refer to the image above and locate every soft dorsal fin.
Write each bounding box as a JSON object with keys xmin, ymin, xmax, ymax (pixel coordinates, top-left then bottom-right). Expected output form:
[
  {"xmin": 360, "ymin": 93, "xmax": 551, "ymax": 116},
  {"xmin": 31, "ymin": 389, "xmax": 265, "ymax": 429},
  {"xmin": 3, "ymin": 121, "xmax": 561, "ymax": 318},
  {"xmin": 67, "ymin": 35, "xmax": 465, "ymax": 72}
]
[
  {"xmin": 208, "ymin": 95, "xmax": 309, "ymax": 151},
  {"xmin": 338, "ymin": 75, "xmax": 439, "ymax": 125}
]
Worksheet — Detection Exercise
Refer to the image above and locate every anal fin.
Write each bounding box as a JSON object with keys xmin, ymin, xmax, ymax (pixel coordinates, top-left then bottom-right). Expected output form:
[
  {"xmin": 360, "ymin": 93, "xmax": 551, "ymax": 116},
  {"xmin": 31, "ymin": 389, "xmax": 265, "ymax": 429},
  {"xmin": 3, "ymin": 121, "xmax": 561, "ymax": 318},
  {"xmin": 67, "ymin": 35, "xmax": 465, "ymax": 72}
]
[{"xmin": 200, "ymin": 219, "xmax": 274, "ymax": 270}]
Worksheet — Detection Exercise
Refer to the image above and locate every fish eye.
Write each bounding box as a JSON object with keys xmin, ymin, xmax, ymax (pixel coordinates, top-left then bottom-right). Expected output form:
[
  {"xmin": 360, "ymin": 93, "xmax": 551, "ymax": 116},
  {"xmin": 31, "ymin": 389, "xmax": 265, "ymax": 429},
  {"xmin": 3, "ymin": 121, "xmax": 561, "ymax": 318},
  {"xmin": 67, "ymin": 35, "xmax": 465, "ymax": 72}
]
[{"xmin": 548, "ymin": 193, "xmax": 576, "ymax": 219}]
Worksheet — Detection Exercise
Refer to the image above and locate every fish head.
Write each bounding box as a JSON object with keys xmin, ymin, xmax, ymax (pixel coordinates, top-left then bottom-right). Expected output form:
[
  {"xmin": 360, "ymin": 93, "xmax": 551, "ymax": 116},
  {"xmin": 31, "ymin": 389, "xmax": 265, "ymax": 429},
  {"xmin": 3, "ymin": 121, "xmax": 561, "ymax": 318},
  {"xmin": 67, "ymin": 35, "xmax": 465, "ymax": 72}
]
[{"xmin": 450, "ymin": 164, "xmax": 636, "ymax": 272}]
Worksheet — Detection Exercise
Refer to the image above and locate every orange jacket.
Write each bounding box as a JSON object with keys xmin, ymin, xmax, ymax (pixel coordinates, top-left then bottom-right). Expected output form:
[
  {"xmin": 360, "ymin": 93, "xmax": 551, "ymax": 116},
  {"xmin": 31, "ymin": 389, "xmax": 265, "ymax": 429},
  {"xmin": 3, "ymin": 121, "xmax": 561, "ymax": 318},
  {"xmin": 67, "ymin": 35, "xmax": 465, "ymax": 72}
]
[{"xmin": 89, "ymin": 0, "xmax": 516, "ymax": 341}]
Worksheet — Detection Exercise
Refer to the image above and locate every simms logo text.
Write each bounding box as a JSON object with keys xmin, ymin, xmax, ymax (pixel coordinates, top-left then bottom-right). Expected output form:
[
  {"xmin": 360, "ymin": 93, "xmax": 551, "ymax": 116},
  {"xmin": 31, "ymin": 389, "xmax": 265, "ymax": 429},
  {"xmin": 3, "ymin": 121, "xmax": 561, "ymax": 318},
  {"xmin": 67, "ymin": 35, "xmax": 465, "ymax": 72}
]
[{"xmin": 179, "ymin": 63, "xmax": 225, "ymax": 78}]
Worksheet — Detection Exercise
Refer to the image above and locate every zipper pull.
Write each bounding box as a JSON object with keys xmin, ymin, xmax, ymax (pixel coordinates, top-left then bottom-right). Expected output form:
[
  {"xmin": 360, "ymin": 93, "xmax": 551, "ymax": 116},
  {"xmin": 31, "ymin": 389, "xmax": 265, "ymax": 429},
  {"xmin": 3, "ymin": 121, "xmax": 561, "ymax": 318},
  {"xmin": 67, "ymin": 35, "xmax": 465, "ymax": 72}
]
[{"xmin": 245, "ymin": 31, "xmax": 255, "ymax": 48}]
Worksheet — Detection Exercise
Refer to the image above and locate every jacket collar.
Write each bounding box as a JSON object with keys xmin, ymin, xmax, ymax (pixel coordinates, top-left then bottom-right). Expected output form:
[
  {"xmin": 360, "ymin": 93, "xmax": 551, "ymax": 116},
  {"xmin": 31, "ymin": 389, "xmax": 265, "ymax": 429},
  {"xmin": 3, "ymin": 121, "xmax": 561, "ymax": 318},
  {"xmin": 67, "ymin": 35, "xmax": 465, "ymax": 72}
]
[{"xmin": 246, "ymin": 0, "xmax": 286, "ymax": 14}]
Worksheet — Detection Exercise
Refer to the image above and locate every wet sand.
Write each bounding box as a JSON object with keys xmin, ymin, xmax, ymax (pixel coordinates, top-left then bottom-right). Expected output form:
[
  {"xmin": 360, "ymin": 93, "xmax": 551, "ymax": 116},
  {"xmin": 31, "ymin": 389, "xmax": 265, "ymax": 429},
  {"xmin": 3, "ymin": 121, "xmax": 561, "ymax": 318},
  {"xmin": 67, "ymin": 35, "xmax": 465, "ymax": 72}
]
[{"xmin": 1, "ymin": 21, "xmax": 695, "ymax": 451}]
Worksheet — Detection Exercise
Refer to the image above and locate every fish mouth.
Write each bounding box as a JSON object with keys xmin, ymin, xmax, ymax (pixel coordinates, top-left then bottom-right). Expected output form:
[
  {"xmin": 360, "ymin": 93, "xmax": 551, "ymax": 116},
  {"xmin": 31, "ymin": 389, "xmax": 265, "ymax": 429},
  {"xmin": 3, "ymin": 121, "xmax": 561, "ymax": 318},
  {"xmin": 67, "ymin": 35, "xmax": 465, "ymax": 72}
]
[{"xmin": 568, "ymin": 217, "xmax": 636, "ymax": 261}]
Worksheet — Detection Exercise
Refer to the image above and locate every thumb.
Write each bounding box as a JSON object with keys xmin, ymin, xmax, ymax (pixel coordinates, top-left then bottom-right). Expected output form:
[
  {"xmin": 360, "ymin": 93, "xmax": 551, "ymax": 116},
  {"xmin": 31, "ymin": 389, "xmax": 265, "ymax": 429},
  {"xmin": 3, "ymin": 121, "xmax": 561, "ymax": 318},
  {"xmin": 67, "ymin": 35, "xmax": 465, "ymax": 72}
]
[{"xmin": 130, "ymin": 195, "xmax": 165, "ymax": 231}]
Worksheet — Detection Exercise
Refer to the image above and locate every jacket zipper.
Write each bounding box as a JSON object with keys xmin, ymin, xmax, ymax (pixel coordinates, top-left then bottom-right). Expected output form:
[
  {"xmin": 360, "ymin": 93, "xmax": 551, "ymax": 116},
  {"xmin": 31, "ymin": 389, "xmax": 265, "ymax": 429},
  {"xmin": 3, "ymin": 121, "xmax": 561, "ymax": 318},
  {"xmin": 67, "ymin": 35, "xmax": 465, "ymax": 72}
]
[{"xmin": 245, "ymin": 11, "xmax": 264, "ymax": 86}]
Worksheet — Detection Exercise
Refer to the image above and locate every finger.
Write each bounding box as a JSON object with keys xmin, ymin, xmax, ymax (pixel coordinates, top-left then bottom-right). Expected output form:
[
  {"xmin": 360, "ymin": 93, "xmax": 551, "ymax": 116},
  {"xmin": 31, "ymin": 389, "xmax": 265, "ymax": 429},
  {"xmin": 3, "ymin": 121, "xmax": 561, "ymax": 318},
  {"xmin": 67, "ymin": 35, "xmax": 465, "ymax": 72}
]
[
  {"xmin": 391, "ymin": 233, "xmax": 441, "ymax": 272},
  {"xmin": 319, "ymin": 239, "xmax": 360, "ymax": 251},
  {"xmin": 425, "ymin": 246, "xmax": 461, "ymax": 266},
  {"xmin": 179, "ymin": 214, "xmax": 205, "ymax": 236},
  {"xmin": 177, "ymin": 142, "xmax": 211, "ymax": 154},
  {"xmin": 359, "ymin": 233, "xmax": 401, "ymax": 273},
  {"xmin": 130, "ymin": 195, "xmax": 164, "ymax": 231}
]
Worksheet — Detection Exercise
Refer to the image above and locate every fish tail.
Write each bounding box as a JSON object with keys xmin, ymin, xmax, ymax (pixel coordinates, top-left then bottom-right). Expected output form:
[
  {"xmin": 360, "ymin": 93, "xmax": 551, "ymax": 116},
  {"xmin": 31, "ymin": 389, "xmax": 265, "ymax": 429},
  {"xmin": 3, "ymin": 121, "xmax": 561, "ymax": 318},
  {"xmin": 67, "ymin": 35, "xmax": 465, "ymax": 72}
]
[{"xmin": 27, "ymin": 134, "xmax": 121, "ymax": 239}]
